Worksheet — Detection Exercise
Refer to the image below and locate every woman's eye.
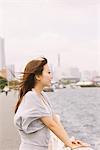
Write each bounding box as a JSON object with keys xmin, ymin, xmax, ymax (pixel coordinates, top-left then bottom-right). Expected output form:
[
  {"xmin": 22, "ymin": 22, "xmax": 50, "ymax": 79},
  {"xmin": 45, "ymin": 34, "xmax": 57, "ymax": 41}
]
[{"xmin": 48, "ymin": 72, "xmax": 51, "ymax": 74}]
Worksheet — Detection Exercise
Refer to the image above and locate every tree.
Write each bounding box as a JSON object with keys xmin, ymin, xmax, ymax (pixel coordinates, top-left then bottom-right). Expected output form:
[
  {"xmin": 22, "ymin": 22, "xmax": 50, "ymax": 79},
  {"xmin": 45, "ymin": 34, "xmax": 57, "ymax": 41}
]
[{"xmin": 0, "ymin": 76, "xmax": 8, "ymax": 89}]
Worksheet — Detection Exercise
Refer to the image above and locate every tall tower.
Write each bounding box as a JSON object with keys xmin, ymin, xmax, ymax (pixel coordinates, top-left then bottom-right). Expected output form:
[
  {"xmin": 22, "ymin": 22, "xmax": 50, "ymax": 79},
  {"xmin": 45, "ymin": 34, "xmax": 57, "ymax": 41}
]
[
  {"xmin": 57, "ymin": 53, "xmax": 60, "ymax": 67},
  {"xmin": 0, "ymin": 36, "xmax": 6, "ymax": 70},
  {"xmin": 56, "ymin": 53, "xmax": 62, "ymax": 80},
  {"xmin": 0, "ymin": 37, "xmax": 7, "ymax": 78}
]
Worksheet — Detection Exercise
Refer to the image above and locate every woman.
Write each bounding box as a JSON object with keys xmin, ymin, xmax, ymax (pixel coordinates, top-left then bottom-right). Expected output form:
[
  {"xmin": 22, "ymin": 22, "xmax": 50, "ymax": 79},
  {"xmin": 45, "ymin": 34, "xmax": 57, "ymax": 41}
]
[{"xmin": 14, "ymin": 57, "xmax": 90, "ymax": 150}]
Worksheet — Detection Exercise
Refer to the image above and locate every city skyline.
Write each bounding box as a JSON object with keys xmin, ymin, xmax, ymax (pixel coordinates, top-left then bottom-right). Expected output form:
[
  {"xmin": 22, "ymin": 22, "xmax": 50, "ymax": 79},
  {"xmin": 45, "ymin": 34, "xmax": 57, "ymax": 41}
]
[{"xmin": 0, "ymin": 0, "xmax": 100, "ymax": 73}]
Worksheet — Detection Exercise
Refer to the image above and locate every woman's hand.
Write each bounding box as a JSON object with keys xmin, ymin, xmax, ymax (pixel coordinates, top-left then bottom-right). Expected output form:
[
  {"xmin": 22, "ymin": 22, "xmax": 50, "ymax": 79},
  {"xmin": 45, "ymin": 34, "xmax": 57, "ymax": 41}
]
[
  {"xmin": 75, "ymin": 139, "xmax": 91, "ymax": 147},
  {"xmin": 65, "ymin": 139, "xmax": 91, "ymax": 150},
  {"xmin": 65, "ymin": 141, "xmax": 83, "ymax": 149},
  {"xmin": 70, "ymin": 141, "xmax": 86, "ymax": 149},
  {"xmin": 70, "ymin": 139, "xmax": 91, "ymax": 149}
]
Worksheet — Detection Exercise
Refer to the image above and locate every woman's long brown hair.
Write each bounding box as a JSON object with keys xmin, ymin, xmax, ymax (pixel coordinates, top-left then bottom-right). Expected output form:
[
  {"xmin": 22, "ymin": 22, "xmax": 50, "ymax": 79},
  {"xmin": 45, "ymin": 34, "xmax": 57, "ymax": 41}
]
[{"xmin": 15, "ymin": 57, "xmax": 47, "ymax": 113}]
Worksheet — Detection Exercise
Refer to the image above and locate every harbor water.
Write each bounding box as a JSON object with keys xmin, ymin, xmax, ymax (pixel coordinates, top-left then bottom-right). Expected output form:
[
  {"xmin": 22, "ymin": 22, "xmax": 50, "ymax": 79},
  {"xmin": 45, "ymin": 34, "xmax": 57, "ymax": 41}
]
[{"xmin": 0, "ymin": 88, "xmax": 100, "ymax": 150}]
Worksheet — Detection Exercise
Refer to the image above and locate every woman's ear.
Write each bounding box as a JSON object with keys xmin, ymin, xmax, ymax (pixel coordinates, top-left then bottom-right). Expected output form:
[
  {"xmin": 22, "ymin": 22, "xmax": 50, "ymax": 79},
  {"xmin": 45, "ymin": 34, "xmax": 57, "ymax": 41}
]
[{"xmin": 35, "ymin": 75, "xmax": 41, "ymax": 81}]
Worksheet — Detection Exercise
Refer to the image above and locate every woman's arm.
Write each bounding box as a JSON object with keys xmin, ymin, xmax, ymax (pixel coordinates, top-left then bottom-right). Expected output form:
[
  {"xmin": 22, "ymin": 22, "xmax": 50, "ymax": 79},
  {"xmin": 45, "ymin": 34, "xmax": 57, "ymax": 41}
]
[
  {"xmin": 40, "ymin": 115, "xmax": 90, "ymax": 149},
  {"xmin": 52, "ymin": 113, "xmax": 64, "ymax": 128},
  {"xmin": 40, "ymin": 116, "xmax": 72, "ymax": 148}
]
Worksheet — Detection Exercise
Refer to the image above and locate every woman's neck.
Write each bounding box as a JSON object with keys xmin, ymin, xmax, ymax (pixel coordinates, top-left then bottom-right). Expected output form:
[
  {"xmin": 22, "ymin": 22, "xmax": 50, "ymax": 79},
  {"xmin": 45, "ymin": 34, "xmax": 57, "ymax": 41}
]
[{"xmin": 34, "ymin": 84, "xmax": 43, "ymax": 95}]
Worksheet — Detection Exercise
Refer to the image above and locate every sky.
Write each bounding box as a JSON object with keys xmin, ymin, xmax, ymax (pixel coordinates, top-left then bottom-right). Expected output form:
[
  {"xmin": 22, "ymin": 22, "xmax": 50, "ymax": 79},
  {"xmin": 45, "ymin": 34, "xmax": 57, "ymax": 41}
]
[{"xmin": 0, "ymin": 0, "xmax": 100, "ymax": 73}]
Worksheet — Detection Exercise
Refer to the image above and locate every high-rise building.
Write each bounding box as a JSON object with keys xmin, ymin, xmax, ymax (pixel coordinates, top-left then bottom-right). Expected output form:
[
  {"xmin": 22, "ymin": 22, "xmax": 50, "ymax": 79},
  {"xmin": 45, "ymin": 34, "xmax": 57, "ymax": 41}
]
[
  {"xmin": 57, "ymin": 53, "xmax": 60, "ymax": 67},
  {"xmin": 0, "ymin": 37, "xmax": 7, "ymax": 78},
  {"xmin": 0, "ymin": 36, "xmax": 6, "ymax": 70},
  {"xmin": 53, "ymin": 54, "xmax": 62, "ymax": 81},
  {"xmin": 69, "ymin": 67, "xmax": 81, "ymax": 78},
  {"xmin": 81, "ymin": 70, "xmax": 91, "ymax": 81}
]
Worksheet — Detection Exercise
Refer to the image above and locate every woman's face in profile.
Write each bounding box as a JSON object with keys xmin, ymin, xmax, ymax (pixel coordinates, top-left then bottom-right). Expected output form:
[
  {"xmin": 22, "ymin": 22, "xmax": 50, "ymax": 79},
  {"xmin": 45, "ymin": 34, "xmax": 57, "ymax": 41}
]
[{"xmin": 39, "ymin": 64, "xmax": 52, "ymax": 87}]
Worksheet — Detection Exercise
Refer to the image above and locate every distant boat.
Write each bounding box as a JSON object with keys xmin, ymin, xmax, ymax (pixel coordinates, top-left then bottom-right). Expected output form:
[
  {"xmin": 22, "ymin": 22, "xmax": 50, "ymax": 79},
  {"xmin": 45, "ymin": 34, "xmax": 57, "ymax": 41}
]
[
  {"xmin": 43, "ymin": 86, "xmax": 54, "ymax": 92},
  {"xmin": 76, "ymin": 81, "xmax": 97, "ymax": 87}
]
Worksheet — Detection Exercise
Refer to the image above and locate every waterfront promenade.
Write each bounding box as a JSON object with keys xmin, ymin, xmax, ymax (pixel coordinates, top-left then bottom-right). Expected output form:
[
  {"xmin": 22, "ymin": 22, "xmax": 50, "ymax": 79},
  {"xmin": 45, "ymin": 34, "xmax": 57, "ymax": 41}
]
[{"xmin": 0, "ymin": 88, "xmax": 100, "ymax": 150}]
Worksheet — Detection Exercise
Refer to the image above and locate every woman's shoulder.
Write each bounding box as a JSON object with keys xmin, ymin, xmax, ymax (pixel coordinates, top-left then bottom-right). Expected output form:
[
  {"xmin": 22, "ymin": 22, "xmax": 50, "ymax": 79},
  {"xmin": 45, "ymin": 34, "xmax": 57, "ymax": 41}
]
[
  {"xmin": 23, "ymin": 91, "xmax": 37, "ymax": 103},
  {"xmin": 25, "ymin": 90, "xmax": 36, "ymax": 98},
  {"xmin": 21, "ymin": 91, "xmax": 39, "ymax": 108}
]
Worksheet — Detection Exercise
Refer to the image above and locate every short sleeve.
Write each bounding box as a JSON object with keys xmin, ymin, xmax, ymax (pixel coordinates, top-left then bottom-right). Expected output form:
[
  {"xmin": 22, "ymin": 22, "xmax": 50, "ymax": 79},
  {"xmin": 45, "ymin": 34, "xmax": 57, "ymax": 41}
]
[{"xmin": 14, "ymin": 91, "xmax": 51, "ymax": 134}]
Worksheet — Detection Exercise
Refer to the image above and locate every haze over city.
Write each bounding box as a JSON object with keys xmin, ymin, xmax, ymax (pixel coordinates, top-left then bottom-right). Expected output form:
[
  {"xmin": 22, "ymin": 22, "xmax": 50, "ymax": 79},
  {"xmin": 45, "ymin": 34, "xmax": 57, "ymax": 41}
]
[{"xmin": 0, "ymin": 0, "xmax": 100, "ymax": 73}]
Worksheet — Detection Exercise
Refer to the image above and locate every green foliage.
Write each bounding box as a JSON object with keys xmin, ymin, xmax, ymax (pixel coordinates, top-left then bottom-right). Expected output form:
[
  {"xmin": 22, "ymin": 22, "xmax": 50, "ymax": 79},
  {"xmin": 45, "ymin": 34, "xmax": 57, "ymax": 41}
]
[{"xmin": 0, "ymin": 76, "xmax": 8, "ymax": 89}]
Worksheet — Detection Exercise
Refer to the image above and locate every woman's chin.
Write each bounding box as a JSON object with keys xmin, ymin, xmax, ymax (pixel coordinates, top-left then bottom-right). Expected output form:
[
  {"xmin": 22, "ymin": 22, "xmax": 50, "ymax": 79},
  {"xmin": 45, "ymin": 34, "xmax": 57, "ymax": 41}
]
[{"xmin": 45, "ymin": 84, "xmax": 51, "ymax": 87}]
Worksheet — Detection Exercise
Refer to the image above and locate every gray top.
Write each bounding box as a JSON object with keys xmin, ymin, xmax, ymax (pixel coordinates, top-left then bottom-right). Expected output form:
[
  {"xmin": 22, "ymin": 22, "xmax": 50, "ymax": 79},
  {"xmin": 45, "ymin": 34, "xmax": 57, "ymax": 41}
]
[{"xmin": 14, "ymin": 90, "xmax": 53, "ymax": 149}]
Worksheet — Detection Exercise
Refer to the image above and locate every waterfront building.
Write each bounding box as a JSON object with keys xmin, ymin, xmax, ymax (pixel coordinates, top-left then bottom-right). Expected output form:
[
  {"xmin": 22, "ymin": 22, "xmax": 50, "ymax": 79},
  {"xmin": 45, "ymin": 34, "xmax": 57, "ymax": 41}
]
[
  {"xmin": 93, "ymin": 76, "xmax": 100, "ymax": 85},
  {"xmin": 69, "ymin": 67, "xmax": 81, "ymax": 78},
  {"xmin": 0, "ymin": 68, "xmax": 7, "ymax": 78},
  {"xmin": 81, "ymin": 70, "xmax": 91, "ymax": 81},
  {"xmin": 81, "ymin": 70, "xmax": 99, "ymax": 81},
  {"xmin": 90, "ymin": 70, "xmax": 99, "ymax": 80}
]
